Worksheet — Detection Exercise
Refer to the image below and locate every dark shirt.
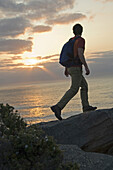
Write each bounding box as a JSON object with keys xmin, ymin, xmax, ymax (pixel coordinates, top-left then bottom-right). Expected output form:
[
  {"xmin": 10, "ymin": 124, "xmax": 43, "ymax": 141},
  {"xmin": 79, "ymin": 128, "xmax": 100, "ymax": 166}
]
[{"xmin": 73, "ymin": 36, "xmax": 85, "ymax": 67}]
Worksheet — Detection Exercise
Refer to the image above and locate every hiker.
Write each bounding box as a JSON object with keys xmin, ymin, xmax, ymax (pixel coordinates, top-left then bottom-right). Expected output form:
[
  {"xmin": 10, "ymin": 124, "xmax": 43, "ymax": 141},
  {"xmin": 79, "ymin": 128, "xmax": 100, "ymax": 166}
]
[{"xmin": 51, "ymin": 23, "xmax": 97, "ymax": 120}]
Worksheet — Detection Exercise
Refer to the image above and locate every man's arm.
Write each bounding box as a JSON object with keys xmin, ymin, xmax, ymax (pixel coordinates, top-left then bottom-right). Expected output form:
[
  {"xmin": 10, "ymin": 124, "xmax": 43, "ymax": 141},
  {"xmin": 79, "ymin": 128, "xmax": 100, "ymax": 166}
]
[
  {"xmin": 78, "ymin": 48, "xmax": 90, "ymax": 75},
  {"xmin": 64, "ymin": 67, "xmax": 69, "ymax": 77}
]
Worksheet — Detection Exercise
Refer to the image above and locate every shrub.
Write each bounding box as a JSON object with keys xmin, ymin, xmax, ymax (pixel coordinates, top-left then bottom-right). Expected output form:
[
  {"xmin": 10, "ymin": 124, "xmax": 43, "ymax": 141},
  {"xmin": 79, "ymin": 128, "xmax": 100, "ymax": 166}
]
[
  {"xmin": 0, "ymin": 103, "xmax": 26, "ymax": 136},
  {"xmin": 0, "ymin": 104, "xmax": 79, "ymax": 170}
]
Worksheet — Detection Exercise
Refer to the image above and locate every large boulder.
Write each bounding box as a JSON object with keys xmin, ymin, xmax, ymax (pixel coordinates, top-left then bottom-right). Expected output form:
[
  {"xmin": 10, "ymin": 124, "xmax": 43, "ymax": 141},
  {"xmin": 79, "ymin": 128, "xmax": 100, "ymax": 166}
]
[{"xmin": 39, "ymin": 108, "xmax": 113, "ymax": 155}]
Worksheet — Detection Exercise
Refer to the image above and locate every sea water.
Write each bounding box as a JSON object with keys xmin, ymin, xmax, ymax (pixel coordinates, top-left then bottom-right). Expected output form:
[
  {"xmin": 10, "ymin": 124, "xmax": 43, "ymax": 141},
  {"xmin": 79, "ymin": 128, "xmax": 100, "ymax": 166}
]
[{"xmin": 0, "ymin": 77, "xmax": 113, "ymax": 124}]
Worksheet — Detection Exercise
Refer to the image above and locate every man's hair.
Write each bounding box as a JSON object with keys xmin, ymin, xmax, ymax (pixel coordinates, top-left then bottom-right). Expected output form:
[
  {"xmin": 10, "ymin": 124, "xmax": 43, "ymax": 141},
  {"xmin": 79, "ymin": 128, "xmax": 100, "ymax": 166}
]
[{"xmin": 73, "ymin": 24, "xmax": 83, "ymax": 35}]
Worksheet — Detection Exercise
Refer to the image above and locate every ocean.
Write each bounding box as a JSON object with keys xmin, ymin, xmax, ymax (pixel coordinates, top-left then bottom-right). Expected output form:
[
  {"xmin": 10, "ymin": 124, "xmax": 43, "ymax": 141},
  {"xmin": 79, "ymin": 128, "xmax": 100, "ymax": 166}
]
[{"xmin": 0, "ymin": 76, "xmax": 113, "ymax": 125}]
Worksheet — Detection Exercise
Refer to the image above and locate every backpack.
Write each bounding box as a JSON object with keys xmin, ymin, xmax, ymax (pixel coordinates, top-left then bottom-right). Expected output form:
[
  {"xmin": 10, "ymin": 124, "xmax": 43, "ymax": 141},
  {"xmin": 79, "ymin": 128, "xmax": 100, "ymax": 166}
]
[{"xmin": 59, "ymin": 36, "xmax": 80, "ymax": 67}]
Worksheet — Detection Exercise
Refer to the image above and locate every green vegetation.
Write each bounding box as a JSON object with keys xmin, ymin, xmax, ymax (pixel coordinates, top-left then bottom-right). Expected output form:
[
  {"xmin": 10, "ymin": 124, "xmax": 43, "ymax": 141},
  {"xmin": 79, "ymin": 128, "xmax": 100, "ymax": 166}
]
[{"xmin": 0, "ymin": 103, "xmax": 79, "ymax": 170}]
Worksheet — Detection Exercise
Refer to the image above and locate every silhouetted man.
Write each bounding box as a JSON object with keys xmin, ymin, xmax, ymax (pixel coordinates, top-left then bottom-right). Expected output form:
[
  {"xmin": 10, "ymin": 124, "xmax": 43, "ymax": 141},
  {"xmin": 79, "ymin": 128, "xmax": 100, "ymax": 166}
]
[{"xmin": 51, "ymin": 24, "xmax": 97, "ymax": 120}]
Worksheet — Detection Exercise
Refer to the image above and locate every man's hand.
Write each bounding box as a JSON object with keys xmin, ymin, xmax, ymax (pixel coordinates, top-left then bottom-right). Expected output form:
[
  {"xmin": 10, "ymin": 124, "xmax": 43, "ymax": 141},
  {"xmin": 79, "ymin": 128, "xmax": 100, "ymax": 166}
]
[
  {"xmin": 78, "ymin": 48, "xmax": 90, "ymax": 75},
  {"xmin": 85, "ymin": 67, "xmax": 90, "ymax": 75},
  {"xmin": 64, "ymin": 68, "xmax": 69, "ymax": 77}
]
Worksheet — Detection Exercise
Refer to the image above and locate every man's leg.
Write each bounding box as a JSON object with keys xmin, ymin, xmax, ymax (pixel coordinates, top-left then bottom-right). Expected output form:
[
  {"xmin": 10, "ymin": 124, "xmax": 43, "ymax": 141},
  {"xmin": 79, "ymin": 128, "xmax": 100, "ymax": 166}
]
[
  {"xmin": 57, "ymin": 67, "xmax": 82, "ymax": 110},
  {"xmin": 80, "ymin": 76, "xmax": 89, "ymax": 108},
  {"xmin": 80, "ymin": 76, "xmax": 97, "ymax": 112},
  {"xmin": 51, "ymin": 67, "xmax": 82, "ymax": 120}
]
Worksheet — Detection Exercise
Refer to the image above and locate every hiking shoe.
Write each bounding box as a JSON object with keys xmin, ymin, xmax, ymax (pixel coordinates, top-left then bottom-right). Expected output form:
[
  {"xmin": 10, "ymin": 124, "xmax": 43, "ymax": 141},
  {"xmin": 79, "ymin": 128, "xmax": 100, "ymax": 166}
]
[
  {"xmin": 83, "ymin": 106, "xmax": 97, "ymax": 112},
  {"xmin": 50, "ymin": 105, "xmax": 62, "ymax": 120}
]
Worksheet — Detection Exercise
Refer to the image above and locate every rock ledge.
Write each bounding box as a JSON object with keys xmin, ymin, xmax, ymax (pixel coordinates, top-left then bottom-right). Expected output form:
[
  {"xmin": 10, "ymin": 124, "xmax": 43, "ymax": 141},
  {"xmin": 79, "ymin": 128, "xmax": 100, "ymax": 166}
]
[{"xmin": 39, "ymin": 108, "xmax": 113, "ymax": 170}]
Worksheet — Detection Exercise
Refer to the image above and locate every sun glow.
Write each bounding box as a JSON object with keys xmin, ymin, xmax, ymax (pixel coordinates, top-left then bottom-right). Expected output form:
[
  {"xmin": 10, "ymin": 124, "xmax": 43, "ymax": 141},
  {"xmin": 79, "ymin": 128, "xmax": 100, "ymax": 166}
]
[
  {"xmin": 23, "ymin": 58, "xmax": 38, "ymax": 66},
  {"xmin": 38, "ymin": 65, "xmax": 44, "ymax": 69},
  {"xmin": 22, "ymin": 57, "xmax": 46, "ymax": 69}
]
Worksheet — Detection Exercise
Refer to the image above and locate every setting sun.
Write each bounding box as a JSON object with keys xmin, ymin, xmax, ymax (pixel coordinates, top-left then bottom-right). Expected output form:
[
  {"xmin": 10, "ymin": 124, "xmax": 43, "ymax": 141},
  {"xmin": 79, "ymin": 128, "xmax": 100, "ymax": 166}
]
[
  {"xmin": 22, "ymin": 58, "xmax": 46, "ymax": 69},
  {"xmin": 23, "ymin": 58, "xmax": 38, "ymax": 66}
]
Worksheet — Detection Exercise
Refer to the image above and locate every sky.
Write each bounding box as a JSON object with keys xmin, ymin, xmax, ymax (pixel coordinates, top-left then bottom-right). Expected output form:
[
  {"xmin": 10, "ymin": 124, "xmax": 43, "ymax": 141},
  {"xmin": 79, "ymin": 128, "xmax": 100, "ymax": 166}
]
[{"xmin": 0, "ymin": 0, "xmax": 113, "ymax": 86}]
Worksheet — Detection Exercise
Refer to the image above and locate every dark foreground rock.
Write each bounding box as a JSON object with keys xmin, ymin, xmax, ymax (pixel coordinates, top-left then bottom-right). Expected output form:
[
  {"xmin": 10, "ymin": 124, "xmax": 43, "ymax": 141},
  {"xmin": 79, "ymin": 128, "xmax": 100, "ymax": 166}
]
[
  {"xmin": 39, "ymin": 108, "xmax": 113, "ymax": 169},
  {"xmin": 40, "ymin": 108, "xmax": 113, "ymax": 155},
  {"xmin": 59, "ymin": 145, "xmax": 113, "ymax": 170}
]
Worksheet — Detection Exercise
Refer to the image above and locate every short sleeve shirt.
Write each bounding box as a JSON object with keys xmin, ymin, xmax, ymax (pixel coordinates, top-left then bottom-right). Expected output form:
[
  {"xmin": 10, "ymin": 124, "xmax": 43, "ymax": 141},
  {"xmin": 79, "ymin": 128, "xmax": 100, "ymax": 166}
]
[{"xmin": 73, "ymin": 37, "xmax": 85, "ymax": 57}]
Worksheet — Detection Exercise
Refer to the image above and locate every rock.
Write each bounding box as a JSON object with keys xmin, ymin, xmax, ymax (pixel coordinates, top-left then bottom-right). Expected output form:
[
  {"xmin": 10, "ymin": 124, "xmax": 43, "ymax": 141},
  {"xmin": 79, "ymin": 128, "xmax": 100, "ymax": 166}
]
[
  {"xmin": 39, "ymin": 108, "xmax": 113, "ymax": 155},
  {"xmin": 59, "ymin": 144, "xmax": 113, "ymax": 170}
]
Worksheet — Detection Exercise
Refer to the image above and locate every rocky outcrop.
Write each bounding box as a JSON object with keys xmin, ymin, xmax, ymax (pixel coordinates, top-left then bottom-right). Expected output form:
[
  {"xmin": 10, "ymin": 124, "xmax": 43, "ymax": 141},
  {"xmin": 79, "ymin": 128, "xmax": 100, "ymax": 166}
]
[
  {"xmin": 39, "ymin": 108, "xmax": 113, "ymax": 155},
  {"xmin": 59, "ymin": 145, "xmax": 113, "ymax": 170}
]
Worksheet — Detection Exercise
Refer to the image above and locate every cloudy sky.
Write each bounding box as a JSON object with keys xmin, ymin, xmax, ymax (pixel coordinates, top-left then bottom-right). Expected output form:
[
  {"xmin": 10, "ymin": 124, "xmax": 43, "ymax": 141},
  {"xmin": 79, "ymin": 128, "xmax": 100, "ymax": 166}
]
[{"xmin": 0, "ymin": 0, "xmax": 113, "ymax": 86}]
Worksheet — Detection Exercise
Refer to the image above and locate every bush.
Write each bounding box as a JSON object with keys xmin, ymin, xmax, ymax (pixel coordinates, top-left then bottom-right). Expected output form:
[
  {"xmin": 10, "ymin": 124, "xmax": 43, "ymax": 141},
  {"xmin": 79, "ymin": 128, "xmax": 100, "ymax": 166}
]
[
  {"xmin": 0, "ymin": 103, "xmax": 26, "ymax": 136},
  {"xmin": 0, "ymin": 104, "xmax": 79, "ymax": 170}
]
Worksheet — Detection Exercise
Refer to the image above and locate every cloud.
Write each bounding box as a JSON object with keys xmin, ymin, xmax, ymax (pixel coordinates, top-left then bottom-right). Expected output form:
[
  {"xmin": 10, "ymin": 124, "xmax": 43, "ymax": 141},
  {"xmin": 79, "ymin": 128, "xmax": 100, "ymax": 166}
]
[
  {"xmin": 28, "ymin": 37, "xmax": 34, "ymax": 40},
  {"xmin": 0, "ymin": 39, "xmax": 33, "ymax": 54},
  {"xmin": 46, "ymin": 13, "xmax": 87, "ymax": 25},
  {"xmin": 0, "ymin": 0, "xmax": 88, "ymax": 37},
  {"xmin": 0, "ymin": 50, "xmax": 113, "ymax": 85},
  {"xmin": 35, "ymin": 54, "xmax": 59, "ymax": 63},
  {"xmin": 0, "ymin": 55, "xmax": 23, "ymax": 68},
  {"xmin": 43, "ymin": 54, "xmax": 59, "ymax": 60},
  {"xmin": 0, "ymin": 63, "xmax": 24, "ymax": 68},
  {"xmin": 0, "ymin": 0, "xmax": 86, "ymax": 26},
  {"xmin": 88, "ymin": 50, "xmax": 113, "ymax": 60},
  {"xmin": 87, "ymin": 50, "xmax": 113, "ymax": 78},
  {"xmin": 0, "ymin": 0, "xmax": 26, "ymax": 14},
  {"xmin": 0, "ymin": 17, "xmax": 31, "ymax": 38},
  {"xmin": 0, "ymin": 54, "xmax": 59, "ymax": 70},
  {"xmin": 33, "ymin": 0, "xmax": 75, "ymax": 11},
  {"xmin": 89, "ymin": 14, "xmax": 96, "ymax": 21},
  {"xmin": 0, "ymin": 62, "xmax": 64, "ymax": 85},
  {"xmin": 26, "ymin": 0, "xmax": 75, "ymax": 17},
  {"xmin": 32, "ymin": 25, "xmax": 52, "ymax": 33},
  {"xmin": 36, "ymin": 56, "xmax": 42, "ymax": 60},
  {"xmin": 11, "ymin": 56, "xmax": 23, "ymax": 60},
  {"xmin": 0, "ymin": 0, "xmax": 76, "ymax": 20}
]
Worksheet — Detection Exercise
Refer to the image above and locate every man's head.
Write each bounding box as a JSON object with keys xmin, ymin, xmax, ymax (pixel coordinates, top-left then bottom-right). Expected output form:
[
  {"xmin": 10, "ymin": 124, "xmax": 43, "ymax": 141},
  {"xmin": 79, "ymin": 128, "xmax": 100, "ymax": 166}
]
[{"xmin": 73, "ymin": 24, "xmax": 83, "ymax": 36}]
